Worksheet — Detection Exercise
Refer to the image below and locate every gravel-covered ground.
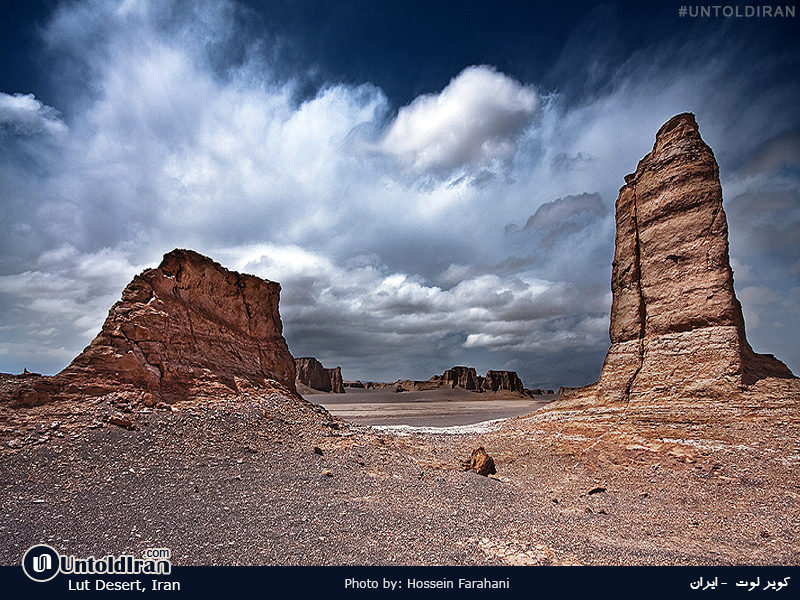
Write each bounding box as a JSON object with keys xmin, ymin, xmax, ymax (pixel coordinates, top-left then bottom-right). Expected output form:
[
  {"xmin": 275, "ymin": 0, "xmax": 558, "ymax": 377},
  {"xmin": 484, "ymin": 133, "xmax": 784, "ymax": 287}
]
[{"xmin": 1, "ymin": 381, "xmax": 799, "ymax": 566}]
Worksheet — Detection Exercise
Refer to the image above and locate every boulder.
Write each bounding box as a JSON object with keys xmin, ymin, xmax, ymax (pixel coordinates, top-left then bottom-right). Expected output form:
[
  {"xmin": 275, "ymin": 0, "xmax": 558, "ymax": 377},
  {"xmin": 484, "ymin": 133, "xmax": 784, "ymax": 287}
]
[{"xmin": 460, "ymin": 447, "xmax": 497, "ymax": 476}]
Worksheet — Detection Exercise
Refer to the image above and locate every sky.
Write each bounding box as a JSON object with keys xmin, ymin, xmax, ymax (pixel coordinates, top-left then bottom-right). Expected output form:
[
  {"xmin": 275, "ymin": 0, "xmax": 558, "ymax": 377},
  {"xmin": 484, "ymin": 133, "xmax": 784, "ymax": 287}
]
[{"xmin": 0, "ymin": 0, "xmax": 798, "ymax": 389}]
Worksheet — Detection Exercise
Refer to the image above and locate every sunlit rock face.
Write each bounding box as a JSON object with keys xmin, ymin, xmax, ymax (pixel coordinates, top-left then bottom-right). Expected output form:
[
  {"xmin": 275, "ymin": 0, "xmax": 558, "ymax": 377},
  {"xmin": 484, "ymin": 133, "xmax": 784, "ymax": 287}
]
[
  {"xmin": 599, "ymin": 113, "xmax": 794, "ymax": 402},
  {"xmin": 61, "ymin": 248, "xmax": 297, "ymax": 402},
  {"xmin": 4, "ymin": 249, "xmax": 297, "ymax": 406}
]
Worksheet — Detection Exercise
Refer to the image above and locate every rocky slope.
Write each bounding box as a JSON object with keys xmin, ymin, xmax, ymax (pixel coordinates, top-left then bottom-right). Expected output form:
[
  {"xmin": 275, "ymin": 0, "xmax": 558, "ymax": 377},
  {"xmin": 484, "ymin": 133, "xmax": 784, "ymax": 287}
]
[{"xmin": 1, "ymin": 376, "xmax": 797, "ymax": 566}]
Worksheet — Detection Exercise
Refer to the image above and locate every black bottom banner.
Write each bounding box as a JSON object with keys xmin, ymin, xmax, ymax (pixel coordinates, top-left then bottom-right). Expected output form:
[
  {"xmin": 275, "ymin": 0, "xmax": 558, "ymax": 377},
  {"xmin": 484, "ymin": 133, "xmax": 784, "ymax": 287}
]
[{"xmin": 1, "ymin": 565, "xmax": 798, "ymax": 598}]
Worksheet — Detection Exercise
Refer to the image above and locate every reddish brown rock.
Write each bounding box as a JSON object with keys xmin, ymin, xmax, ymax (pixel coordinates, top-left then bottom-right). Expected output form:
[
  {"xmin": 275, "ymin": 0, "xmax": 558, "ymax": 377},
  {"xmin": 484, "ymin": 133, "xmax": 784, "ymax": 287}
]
[
  {"xmin": 107, "ymin": 412, "xmax": 135, "ymax": 430},
  {"xmin": 460, "ymin": 447, "xmax": 497, "ymax": 476},
  {"xmin": 599, "ymin": 113, "xmax": 794, "ymax": 402},
  {"xmin": 295, "ymin": 357, "xmax": 345, "ymax": 393},
  {"xmin": 330, "ymin": 366, "xmax": 344, "ymax": 393},
  {"xmin": 3, "ymin": 249, "xmax": 297, "ymax": 406}
]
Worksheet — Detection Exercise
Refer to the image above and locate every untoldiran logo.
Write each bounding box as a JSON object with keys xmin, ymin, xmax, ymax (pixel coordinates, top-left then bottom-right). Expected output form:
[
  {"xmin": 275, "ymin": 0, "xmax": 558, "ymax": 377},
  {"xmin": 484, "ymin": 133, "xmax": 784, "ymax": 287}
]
[
  {"xmin": 22, "ymin": 545, "xmax": 60, "ymax": 582},
  {"xmin": 21, "ymin": 544, "xmax": 171, "ymax": 582}
]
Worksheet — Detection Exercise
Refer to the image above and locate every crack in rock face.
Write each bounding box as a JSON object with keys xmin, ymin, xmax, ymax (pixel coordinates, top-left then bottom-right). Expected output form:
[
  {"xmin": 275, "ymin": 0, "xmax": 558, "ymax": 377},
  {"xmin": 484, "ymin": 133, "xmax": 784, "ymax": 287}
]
[{"xmin": 599, "ymin": 113, "xmax": 794, "ymax": 403}]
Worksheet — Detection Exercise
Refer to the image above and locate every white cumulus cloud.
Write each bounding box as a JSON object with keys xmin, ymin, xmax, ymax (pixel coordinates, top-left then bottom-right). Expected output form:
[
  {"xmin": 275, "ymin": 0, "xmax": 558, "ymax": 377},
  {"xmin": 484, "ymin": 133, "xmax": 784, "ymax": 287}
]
[{"xmin": 380, "ymin": 65, "xmax": 539, "ymax": 177}]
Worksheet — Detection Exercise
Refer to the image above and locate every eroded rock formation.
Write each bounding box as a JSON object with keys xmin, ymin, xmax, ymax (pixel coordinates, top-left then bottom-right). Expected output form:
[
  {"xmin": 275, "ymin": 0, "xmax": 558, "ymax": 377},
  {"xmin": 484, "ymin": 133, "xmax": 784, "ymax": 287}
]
[
  {"xmin": 295, "ymin": 357, "xmax": 345, "ymax": 393},
  {"xmin": 482, "ymin": 370, "xmax": 525, "ymax": 393},
  {"xmin": 3, "ymin": 249, "xmax": 297, "ymax": 406},
  {"xmin": 425, "ymin": 367, "xmax": 527, "ymax": 394},
  {"xmin": 438, "ymin": 366, "xmax": 481, "ymax": 391},
  {"xmin": 599, "ymin": 113, "xmax": 794, "ymax": 402}
]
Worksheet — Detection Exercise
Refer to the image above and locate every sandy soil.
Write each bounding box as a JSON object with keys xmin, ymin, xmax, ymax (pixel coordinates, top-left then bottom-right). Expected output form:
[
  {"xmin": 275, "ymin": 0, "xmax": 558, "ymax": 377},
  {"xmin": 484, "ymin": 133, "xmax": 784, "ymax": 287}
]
[{"xmin": 1, "ymin": 381, "xmax": 799, "ymax": 566}]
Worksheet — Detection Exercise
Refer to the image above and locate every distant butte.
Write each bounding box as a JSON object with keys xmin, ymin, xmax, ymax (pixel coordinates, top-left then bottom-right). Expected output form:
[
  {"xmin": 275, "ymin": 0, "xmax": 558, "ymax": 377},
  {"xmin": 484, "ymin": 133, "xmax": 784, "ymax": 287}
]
[
  {"xmin": 396, "ymin": 366, "xmax": 529, "ymax": 395},
  {"xmin": 598, "ymin": 113, "xmax": 794, "ymax": 402},
  {"xmin": 295, "ymin": 357, "xmax": 345, "ymax": 393}
]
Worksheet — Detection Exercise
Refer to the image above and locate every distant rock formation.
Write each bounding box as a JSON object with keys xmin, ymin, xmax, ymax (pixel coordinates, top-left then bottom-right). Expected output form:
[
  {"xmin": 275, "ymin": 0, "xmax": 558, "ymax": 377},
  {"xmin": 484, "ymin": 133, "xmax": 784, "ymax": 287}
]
[
  {"xmin": 434, "ymin": 366, "xmax": 482, "ymax": 391},
  {"xmin": 424, "ymin": 366, "xmax": 528, "ymax": 394},
  {"xmin": 394, "ymin": 379, "xmax": 442, "ymax": 392},
  {"xmin": 599, "ymin": 113, "xmax": 794, "ymax": 402},
  {"xmin": 2, "ymin": 249, "xmax": 297, "ymax": 406},
  {"xmin": 557, "ymin": 386, "xmax": 581, "ymax": 396},
  {"xmin": 295, "ymin": 357, "xmax": 345, "ymax": 393},
  {"xmin": 342, "ymin": 381, "xmax": 396, "ymax": 390},
  {"xmin": 483, "ymin": 370, "xmax": 524, "ymax": 393},
  {"xmin": 326, "ymin": 368, "xmax": 533, "ymax": 395}
]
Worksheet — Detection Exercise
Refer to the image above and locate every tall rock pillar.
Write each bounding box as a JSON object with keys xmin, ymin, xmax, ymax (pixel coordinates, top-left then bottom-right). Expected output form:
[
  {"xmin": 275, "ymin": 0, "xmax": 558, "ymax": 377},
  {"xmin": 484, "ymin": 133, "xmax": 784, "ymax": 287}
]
[{"xmin": 599, "ymin": 113, "xmax": 793, "ymax": 402}]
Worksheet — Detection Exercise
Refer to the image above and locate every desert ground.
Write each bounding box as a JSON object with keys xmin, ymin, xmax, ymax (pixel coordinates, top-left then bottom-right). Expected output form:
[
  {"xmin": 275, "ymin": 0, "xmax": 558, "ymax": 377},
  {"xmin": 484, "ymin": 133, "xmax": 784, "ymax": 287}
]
[{"xmin": 1, "ymin": 380, "xmax": 798, "ymax": 566}]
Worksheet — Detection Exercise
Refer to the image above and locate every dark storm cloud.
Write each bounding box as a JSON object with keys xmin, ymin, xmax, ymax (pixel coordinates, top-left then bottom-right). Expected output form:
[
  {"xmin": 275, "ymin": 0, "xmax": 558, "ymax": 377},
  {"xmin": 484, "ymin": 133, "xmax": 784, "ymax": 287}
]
[
  {"xmin": 518, "ymin": 193, "xmax": 607, "ymax": 248},
  {"xmin": 739, "ymin": 131, "xmax": 800, "ymax": 176}
]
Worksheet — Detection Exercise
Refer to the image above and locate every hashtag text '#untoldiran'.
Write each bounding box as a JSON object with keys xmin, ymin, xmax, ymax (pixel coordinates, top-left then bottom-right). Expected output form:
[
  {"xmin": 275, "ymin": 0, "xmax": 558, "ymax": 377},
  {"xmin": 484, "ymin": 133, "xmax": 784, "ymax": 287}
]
[{"xmin": 679, "ymin": 5, "xmax": 796, "ymax": 18}]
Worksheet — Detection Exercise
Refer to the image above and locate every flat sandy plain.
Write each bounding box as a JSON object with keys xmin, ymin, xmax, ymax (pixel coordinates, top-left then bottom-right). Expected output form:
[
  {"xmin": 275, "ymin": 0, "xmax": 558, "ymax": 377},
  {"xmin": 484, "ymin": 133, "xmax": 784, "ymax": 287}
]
[{"xmin": 306, "ymin": 387, "xmax": 554, "ymax": 428}]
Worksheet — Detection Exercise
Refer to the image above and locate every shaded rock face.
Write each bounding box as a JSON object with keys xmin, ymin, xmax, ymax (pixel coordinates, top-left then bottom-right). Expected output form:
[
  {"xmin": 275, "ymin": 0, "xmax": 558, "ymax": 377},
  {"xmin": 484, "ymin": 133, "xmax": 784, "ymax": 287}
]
[
  {"xmin": 482, "ymin": 370, "xmax": 524, "ymax": 393},
  {"xmin": 439, "ymin": 366, "xmax": 481, "ymax": 390},
  {"xmin": 427, "ymin": 367, "xmax": 526, "ymax": 393},
  {"xmin": 599, "ymin": 113, "xmax": 794, "ymax": 402},
  {"xmin": 6, "ymin": 249, "xmax": 297, "ymax": 406},
  {"xmin": 295, "ymin": 357, "xmax": 345, "ymax": 393}
]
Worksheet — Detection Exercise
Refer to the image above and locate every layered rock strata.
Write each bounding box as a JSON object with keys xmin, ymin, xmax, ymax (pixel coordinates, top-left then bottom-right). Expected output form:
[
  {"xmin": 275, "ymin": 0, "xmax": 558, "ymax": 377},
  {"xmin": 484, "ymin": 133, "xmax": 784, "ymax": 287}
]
[
  {"xmin": 295, "ymin": 357, "xmax": 345, "ymax": 393},
  {"xmin": 4, "ymin": 249, "xmax": 297, "ymax": 406},
  {"xmin": 599, "ymin": 113, "xmax": 794, "ymax": 402}
]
